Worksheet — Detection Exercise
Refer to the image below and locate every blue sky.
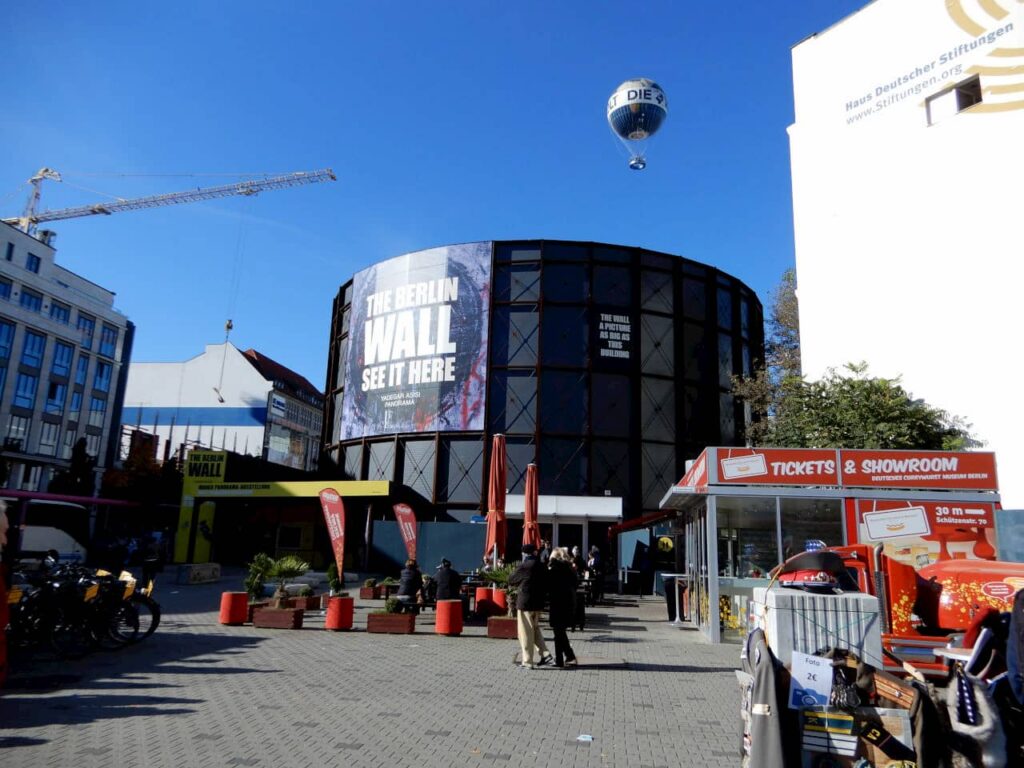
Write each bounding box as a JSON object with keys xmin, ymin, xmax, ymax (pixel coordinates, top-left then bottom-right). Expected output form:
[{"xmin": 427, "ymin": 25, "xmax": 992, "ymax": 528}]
[{"xmin": 3, "ymin": 1, "xmax": 866, "ymax": 389}]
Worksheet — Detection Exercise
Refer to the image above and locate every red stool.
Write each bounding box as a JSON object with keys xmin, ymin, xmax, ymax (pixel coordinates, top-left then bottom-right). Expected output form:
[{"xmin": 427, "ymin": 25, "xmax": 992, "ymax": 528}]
[
  {"xmin": 219, "ymin": 592, "xmax": 249, "ymax": 625},
  {"xmin": 325, "ymin": 596, "xmax": 354, "ymax": 631},
  {"xmin": 492, "ymin": 588, "xmax": 508, "ymax": 615},
  {"xmin": 435, "ymin": 599, "xmax": 463, "ymax": 635},
  {"xmin": 475, "ymin": 586, "xmax": 494, "ymax": 616}
]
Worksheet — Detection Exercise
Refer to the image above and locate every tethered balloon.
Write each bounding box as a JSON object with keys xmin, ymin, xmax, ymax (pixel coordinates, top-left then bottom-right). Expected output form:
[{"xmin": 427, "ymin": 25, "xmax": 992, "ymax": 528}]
[{"xmin": 607, "ymin": 78, "xmax": 668, "ymax": 170}]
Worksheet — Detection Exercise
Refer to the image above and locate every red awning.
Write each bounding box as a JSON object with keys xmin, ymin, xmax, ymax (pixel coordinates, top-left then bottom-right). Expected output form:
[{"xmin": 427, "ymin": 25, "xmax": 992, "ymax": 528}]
[{"xmin": 607, "ymin": 510, "xmax": 677, "ymax": 539}]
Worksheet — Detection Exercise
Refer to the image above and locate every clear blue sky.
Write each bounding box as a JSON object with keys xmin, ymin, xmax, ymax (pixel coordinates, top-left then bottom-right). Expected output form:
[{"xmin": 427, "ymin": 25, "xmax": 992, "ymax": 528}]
[{"xmin": 3, "ymin": 1, "xmax": 866, "ymax": 389}]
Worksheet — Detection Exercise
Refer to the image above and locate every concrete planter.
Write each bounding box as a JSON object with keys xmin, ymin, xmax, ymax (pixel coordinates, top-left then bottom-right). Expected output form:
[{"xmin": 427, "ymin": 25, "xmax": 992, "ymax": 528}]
[
  {"xmin": 366, "ymin": 613, "xmax": 415, "ymax": 634},
  {"xmin": 359, "ymin": 586, "xmax": 381, "ymax": 600},
  {"xmin": 252, "ymin": 607, "xmax": 304, "ymax": 629},
  {"xmin": 247, "ymin": 600, "xmax": 270, "ymax": 623},
  {"xmin": 486, "ymin": 615, "xmax": 518, "ymax": 639}
]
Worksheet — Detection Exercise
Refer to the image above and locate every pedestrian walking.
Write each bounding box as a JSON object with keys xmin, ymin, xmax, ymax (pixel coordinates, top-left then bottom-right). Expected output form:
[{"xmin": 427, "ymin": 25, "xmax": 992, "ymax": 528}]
[
  {"xmin": 547, "ymin": 548, "xmax": 578, "ymax": 667},
  {"xmin": 508, "ymin": 543, "xmax": 553, "ymax": 669}
]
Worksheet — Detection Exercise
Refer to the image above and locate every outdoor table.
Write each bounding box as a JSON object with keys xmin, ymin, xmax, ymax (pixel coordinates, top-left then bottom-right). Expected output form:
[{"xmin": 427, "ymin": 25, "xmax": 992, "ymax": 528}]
[{"xmin": 660, "ymin": 572, "xmax": 688, "ymax": 627}]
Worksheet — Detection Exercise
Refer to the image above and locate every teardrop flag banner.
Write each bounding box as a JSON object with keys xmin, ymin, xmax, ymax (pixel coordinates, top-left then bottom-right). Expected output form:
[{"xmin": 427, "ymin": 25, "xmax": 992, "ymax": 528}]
[
  {"xmin": 393, "ymin": 503, "xmax": 418, "ymax": 560},
  {"xmin": 319, "ymin": 488, "xmax": 346, "ymax": 574}
]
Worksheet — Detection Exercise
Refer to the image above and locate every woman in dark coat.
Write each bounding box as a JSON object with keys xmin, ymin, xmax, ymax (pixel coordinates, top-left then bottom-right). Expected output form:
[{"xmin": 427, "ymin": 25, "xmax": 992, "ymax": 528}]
[
  {"xmin": 547, "ymin": 548, "xmax": 578, "ymax": 667},
  {"xmin": 396, "ymin": 559, "xmax": 423, "ymax": 614}
]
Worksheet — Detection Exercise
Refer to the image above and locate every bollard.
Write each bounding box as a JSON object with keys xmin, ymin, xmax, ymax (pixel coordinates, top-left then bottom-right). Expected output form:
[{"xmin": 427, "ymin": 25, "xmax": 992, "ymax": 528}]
[
  {"xmin": 219, "ymin": 592, "xmax": 249, "ymax": 625},
  {"xmin": 325, "ymin": 596, "xmax": 354, "ymax": 631},
  {"xmin": 435, "ymin": 599, "xmax": 463, "ymax": 635},
  {"xmin": 492, "ymin": 588, "xmax": 508, "ymax": 615}
]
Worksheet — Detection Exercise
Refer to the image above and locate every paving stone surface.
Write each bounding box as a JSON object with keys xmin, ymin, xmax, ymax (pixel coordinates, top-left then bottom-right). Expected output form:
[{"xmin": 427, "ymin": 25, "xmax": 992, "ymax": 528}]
[{"xmin": 1, "ymin": 570, "xmax": 741, "ymax": 767}]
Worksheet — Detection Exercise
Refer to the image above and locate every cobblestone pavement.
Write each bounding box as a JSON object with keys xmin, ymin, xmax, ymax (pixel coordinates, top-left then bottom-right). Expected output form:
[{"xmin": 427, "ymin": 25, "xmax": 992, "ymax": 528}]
[{"xmin": 1, "ymin": 571, "xmax": 741, "ymax": 767}]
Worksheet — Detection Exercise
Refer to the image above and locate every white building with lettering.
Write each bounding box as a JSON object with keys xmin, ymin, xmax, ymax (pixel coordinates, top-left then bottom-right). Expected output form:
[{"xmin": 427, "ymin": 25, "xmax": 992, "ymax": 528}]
[{"xmin": 789, "ymin": 0, "xmax": 1023, "ymax": 507}]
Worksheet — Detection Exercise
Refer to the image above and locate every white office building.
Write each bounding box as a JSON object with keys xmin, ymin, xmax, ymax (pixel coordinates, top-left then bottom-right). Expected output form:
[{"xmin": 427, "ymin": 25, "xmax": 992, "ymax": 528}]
[
  {"xmin": 789, "ymin": 0, "xmax": 1023, "ymax": 507},
  {"xmin": 0, "ymin": 223, "xmax": 134, "ymax": 491},
  {"xmin": 122, "ymin": 343, "xmax": 323, "ymax": 472}
]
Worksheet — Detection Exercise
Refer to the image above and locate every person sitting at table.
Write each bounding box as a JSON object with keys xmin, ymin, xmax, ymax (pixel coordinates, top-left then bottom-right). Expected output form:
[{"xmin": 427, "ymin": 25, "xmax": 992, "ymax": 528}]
[
  {"xmin": 396, "ymin": 558, "xmax": 423, "ymax": 614},
  {"xmin": 435, "ymin": 558, "xmax": 462, "ymax": 600}
]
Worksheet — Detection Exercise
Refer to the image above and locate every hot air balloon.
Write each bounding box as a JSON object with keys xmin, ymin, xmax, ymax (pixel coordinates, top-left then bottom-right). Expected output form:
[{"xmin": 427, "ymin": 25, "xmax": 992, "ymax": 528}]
[{"xmin": 607, "ymin": 78, "xmax": 668, "ymax": 170}]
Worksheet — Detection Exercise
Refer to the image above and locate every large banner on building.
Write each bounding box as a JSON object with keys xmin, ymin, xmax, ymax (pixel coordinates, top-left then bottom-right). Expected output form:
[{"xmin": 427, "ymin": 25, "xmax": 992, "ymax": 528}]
[{"xmin": 340, "ymin": 243, "xmax": 491, "ymax": 440}]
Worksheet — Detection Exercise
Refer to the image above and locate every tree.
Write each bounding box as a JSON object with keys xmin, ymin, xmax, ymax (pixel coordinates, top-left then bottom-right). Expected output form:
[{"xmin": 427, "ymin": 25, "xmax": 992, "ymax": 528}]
[{"xmin": 733, "ymin": 268, "xmax": 802, "ymax": 445}]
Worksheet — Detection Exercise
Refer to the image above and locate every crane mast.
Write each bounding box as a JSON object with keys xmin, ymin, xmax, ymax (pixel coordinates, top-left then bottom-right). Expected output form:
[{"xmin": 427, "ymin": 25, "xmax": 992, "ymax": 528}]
[{"xmin": 3, "ymin": 168, "xmax": 336, "ymax": 235}]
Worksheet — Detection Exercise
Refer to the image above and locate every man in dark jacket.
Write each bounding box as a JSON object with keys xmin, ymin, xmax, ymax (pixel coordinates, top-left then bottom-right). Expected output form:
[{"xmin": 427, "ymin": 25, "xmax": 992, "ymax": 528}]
[
  {"xmin": 508, "ymin": 543, "xmax": 553, "ymax": 668},
  {"xmin": 435, "ymin": 558, "xmax": 462, "ymax": 600}
]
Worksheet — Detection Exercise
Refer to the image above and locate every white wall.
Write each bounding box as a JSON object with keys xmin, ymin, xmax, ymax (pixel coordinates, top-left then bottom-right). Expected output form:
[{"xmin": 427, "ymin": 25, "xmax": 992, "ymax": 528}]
[
  {"xmin": 122, "ymin": 343, "xmax": 270, "ymax": 459},
  {"xmin": 790, "ymin": 0, "xmax": 1024, "ymax": 507}
]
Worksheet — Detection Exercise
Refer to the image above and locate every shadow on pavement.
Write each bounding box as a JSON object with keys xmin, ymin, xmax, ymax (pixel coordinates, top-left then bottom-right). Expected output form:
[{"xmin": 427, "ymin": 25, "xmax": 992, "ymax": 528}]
[{"xmin": 1, "ymin": 630, "xmax": 272, "ymax": 735}]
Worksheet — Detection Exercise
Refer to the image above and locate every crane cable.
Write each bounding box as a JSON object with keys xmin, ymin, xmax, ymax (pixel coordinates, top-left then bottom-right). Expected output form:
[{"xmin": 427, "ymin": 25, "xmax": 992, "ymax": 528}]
[{"xmin": 214, "ymin": 193, "xmax": 253, "ymax": 402}]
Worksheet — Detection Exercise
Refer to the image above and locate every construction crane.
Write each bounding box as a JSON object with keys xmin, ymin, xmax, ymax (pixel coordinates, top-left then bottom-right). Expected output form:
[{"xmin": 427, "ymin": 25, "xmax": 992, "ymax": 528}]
[{"xmin": 3, "ymin": 167, "xmax": 336, "ymax": 235}]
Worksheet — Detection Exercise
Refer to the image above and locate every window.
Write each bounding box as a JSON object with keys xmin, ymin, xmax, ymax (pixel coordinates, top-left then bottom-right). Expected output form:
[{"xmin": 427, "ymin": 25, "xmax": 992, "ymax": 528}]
[
  {"xmin": 51, "ymin": 341, "xmax": 73, "ymax": 377},
  {"xmin": 88, "ymin": 396, "xmax": 107, "ymax": 427},
  {"xmin": 62, "ymin": 428, "xmax": 77, "ymax": 459},
  {"xmin": 93, "ymin": 361, "xmax": 112, "ymax": 393},
  {"xmin": 14, "ymin": 373, "xmax": 39, "ymax": 408},
  {"xmin": 45, "ymin": 381, "xmax": 67, "ymax": 415},
  {"xmin": 75, "ymin": 355, "xmax": 90, "ymax": 386},
  {"xmin": 7, "ymin": 414, "xmax": 30, "ymax": 441},
  {"xmin": 21, "ymin": 330, "xmax": 46, "ymax": 368},
  {"xmin": 4, "ymin": 242, "xmax": 13, "ymax": 261},
  {"xmin": 26, "ymin": 253, "xmax": 41, "ymax": 273},
  {"xmin": 39, "ymin": 422, "xmax": 60, "ymax": 456},
  {"xmin": 50, "ymin": 301, "xmax": 71, "ymax": 325},
  {"xmin": 86, "ymin": 433, "xmax": 101, "ymax": 456},
  {"xmin": 0, "ymin": 320, "xmax": 14, "ymax": 359},
  {"xmin": 20, "ymin": 288, "xmax": 43, "ymax": 312},
  {"xmin": 99, "ymin": 324, "xmax": 118, "ymax": 358},
  {"xmin": 69, "ymin": 390, "xmax": 82, "ymax": 420},
  {"xmin": 927, "ymin": 76, "xmax": 983, "ymax": 125},
  {"xmin": 77, "ymin": 313, "xmax": 95, "ymax": 349},
  {"xmin": 0, "ymin": 277, "xmax": 11, "ymax": 300}
]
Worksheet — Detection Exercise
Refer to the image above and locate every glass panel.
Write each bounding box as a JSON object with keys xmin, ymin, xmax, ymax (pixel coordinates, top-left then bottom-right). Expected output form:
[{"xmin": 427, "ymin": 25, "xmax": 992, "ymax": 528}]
[
  {"xmin": 542, "ymin": 263, "xmax": 588, "ymax": 302},
  {"xmin": 740, "ymin": 298, "xmax": 751, "ymax": 339},
  {"xmin": 367, "ymin": 440, "xmax": 395, "ymax": 481},
  {"xmin": 716, "ymin": 496, "xmax": 779, "ymax": 578},
  {"xmin": 340, "ymin": 306, "xmax": 350, "ymax": 336},
  {"xmin": 77, "ymin": 313, "xmax": 95, "ymax": 349},
  {"xmin": 780, "ymin": 498, "xmax": 844, "ymax": 560},
  {"xmin": 343, "ymin": 443, "xmax": 363, "ymax": 479},
  {"xmin": 504, "ymin": 437, "xmax": 535, "ymax": 495},
  {"xmin": 39, "ymin": 421, "xmax": 59, "ymax": 455},
  {"xmin": 50, "ymin": 301, "xmax": 71, "ymax": 324},
  {"xmin": 52, "ymin": 341, "xmax": 73, "ymax": 377},
  {"xmin": 335, "ymin": 338, "xmax": 348, "ymax": 390},
  {"xmin": 717, "ymin": 287, "xmax": 733, "ymax": 329},
  {"xmin": 681, "ymin": 278, "xmax": 707, "ymax": 321},
  {"xmin": 592, "ymin": 246, "xmax": 631, "ymax": 263},
  {"xmin": 541, "ymin": 306, "xmax": 587, "ymax": 367},
  {"xmin": 641, "ymin": 442, "xmax": 676, "ymax": 509},
  {"xmin": 45, "ymin": 381, "xmax": 67, "ymax": 415},
  {"xmin": 20, "ymin": 288, "xmax": 43, "ymax": 312},
  {"xmin": 682, "ymin": 323, "xmax": 708, "ymax": 380},
  {"xmin": 742, "ymin": 344, "xmax": 751, "ymax": 377},
  {"xmin": 333, "ymin": 391, "xmax": 344, "ymax": 442},
  {"xmin": 543, "ymin": 242, "xmax": 588, "ymax": 261},
  {"xmin": 489, "ymin": 370, "xmax": 537, "ymax": 434},
  {"xmin": 93, "ymin": 361, "xmax": 112, "ymax": 393},
  {"xmin": 491, "ymin": 306, "xmax": 539, "ymax": 366},
  {"xmin": 75, "ymin": 355, "xmax": 90, "ymax": 386},
  {"xmin": 439, "ymin": 438, "xmax": 484, "ymax": 503},
  {"xmin": 591, "ymin": 374, "xmax": 630, "ymax": 438},
  {"xmin": 539, "ymin": 438, "xmax": 587, "ymax": 495},
  {"xmin": 591, "ymin": 439, "xmax": 630, "ymax": 499},
  {"xmin": 99, "ymin": 325, "xmax": 118, "ymax": 358},
  {"xmin": 640, "ymin": 270, "xmax": 673, "ymax": 313},
  {"xmin": 540, "ymin": 370, "xmax": 587, "ymax": 435},
  {"xmin": 494, "ymin": 264, "xmax": 540, "ymax": 302},
  {"xmin": 640, "ymin": 314, "xmax": 673, "ymax": 375},
  {"xmin": 718, "ymin": 333, "xmax": 733, "ymax": 387},
  {"xmin": 402, "ymin": 439, "xmax": 436, "ymax": 501},
  {"xmin": 719, "ymin": 393, "xmax": 736, "ymax": 443},
  {"xmin": 495, "ymin": 243, "xmax": 540, "ymax": 262},
  {"xmin": 641, "ymin": 250, "xmax": 672, "ymax": 269},
  {"xmin": 88, "ymin": 395, "xmax": 107, "ymax": 427},
  {"xmin": 0, "ymin": 278, "xmax": 10, "ymax": 300},
  {"xmin": 640, "ymin": 377, "xmax": 675, "ymax": 443},
  {"xmin": 592, "ymin": 265, "xmax": 632, "ymax": 306}
]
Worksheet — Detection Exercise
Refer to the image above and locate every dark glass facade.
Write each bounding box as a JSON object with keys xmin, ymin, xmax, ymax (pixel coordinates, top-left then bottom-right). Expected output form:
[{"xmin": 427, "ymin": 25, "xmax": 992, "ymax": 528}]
[{"xmin": 323, "ymin": 240, "xmax": 764, "ymax": 525}]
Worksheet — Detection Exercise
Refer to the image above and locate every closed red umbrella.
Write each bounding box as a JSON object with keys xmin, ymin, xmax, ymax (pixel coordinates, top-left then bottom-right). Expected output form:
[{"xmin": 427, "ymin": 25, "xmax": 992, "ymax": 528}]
[
  {"xmin": 522, "ymin": 463, "xmax": 541, "ymax": 550},
  {"xmin": 484, "ymin": 434, "xmax": 507, "ymax": 565}
]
